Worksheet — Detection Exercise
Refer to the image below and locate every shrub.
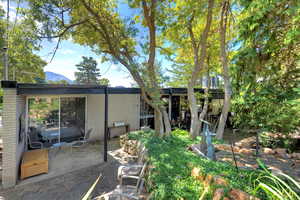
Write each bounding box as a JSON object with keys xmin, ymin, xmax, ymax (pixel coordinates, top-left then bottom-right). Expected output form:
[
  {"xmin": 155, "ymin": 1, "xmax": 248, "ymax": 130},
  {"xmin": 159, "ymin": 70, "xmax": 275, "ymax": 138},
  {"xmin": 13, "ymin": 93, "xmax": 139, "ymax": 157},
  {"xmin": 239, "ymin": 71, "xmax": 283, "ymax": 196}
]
[{"xmin": 129, "ymin": 130, "xmax": 263, "ymax": 199}]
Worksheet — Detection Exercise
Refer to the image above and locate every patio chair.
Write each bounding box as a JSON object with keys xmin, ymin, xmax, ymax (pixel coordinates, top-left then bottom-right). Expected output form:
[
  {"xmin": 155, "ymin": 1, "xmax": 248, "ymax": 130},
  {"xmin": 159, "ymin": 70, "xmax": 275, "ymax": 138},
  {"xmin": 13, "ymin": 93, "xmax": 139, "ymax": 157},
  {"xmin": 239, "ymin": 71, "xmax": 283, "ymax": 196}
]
[
  {"xmin": 96, "ymin": 175, "xmax": 145, "ymax": 200},
  {"xmin": 27, "ymin": 132, "xmax": 43, "ymax": 149},
  {"xmin": 71, "ymin": 128, "xmax": 93, "ymax": 147},
  {"xmin": 119, "ymin": 162, "xmax": 148, "ymax": 185},
  {"xmin": 95, "ymin": 162, "xmax": 147, "ymax": 200},
  {"xmin": 117, "ymin": 148, "xmax": 147, "ymax": 180}
]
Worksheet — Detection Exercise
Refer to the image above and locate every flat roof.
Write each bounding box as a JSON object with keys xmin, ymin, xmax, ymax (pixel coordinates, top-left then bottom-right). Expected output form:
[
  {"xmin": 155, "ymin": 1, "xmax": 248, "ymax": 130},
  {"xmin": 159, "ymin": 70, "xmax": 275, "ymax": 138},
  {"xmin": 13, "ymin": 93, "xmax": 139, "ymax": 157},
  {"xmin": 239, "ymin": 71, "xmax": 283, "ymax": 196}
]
[{"xmin": 1, "ymin": 81, "xmax": 224, "ymax": 99}]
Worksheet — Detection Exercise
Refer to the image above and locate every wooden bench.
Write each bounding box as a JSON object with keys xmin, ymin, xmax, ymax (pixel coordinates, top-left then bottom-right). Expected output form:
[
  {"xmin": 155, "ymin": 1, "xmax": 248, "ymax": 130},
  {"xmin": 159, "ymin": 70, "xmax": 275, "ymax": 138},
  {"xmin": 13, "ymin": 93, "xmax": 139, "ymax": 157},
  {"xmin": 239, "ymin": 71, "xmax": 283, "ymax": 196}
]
[{"xmin": 21, "ymin": 149, "xmax": 49, "ymax": 179}]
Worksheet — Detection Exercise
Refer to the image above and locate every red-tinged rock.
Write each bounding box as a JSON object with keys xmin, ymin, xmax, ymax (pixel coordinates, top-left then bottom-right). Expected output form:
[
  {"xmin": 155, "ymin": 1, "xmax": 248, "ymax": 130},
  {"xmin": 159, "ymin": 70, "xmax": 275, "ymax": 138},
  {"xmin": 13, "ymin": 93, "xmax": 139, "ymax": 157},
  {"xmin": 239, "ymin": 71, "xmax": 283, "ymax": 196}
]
[
  {"xmin": 212, "ymin": 188, "xmax": 225, "ymax": 200},
  {"xmin": 204, "ymin": 174, "xmax": 213, "ymax": 186},
  {"xmin": 213, "ymin": 176, "xmax": 229, "ymax": 186},
  {"xmin": 229, "ymin": 189, "xmax": 260, "ymax": 200}
]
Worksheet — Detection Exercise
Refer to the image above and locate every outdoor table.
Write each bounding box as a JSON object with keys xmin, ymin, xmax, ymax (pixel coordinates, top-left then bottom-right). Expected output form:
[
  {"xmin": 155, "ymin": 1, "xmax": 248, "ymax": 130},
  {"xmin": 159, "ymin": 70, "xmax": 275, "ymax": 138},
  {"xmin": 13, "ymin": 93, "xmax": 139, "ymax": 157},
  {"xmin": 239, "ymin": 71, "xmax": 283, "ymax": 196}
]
[{"xmin": 108, "ymin": 124, "xmax": 130, "ymax": 139}]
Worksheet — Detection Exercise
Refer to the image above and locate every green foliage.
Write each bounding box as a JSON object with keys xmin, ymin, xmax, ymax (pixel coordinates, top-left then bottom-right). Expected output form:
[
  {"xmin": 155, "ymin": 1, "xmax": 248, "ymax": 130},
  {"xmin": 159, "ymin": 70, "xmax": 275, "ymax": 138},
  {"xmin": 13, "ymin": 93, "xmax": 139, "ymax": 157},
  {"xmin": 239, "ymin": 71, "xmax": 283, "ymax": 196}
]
[
  {"xmin": 0, "ymin": 6, "xmax": 46, "ymax": 82},
  {"xmin": 254, "ymin": 162, "xmax": 300, "ymax": 200},
  {"xmin": 128, "ymin": 130, "xmax": 262, "ymax": 200},
  {"xmin": 75, "ymin": 56, "xmax": 101, "ymax": 84},
  {"xmin": 232, "ymin": 0, "xmax": 300, "ymax": 134}
]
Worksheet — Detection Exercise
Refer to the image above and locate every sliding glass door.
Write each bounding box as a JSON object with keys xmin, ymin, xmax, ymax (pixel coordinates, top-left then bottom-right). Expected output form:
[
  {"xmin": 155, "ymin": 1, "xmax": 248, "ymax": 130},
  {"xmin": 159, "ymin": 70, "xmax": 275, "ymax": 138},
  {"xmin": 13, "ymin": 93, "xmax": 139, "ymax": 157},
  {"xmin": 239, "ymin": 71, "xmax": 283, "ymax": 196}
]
[
  {"xmin": 27, "ymin": 96, "xmax": 86, "ymax": 148},
  {"xmin": 60, "ymin": 97, "xmax": 86, "ymax": 142}
]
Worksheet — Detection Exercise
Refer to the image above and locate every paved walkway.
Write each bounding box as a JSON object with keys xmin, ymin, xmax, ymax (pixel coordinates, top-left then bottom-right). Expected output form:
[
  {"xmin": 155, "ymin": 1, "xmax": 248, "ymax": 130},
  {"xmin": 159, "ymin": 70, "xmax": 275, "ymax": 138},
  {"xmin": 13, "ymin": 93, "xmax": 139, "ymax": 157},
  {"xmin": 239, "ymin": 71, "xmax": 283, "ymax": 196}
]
[{"xmin": 0, "ymin": 156, "xmax": 121, "ymax": 200}]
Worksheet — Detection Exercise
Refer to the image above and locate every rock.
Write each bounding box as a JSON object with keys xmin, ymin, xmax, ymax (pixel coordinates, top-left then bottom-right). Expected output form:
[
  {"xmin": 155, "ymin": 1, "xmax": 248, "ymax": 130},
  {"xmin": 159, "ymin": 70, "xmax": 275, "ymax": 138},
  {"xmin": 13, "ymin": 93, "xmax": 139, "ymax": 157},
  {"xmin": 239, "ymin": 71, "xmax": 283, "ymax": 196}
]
[
  {"xmin": 275, "ymin": 148, "xmax": 286, "ymax": 154},
  {"xmin": 276, "ymin": 152, "xmax": 289, "ymax": 159},
  {"xmin": 263, "ymin": 148, "xmax": 275, "ymax": 155},
  {"xmin": 215, "ymin": 144, "xmax": 232, "ymax": 152},
  {"xmin": 191, "ymin": 167, "xmax": 205, "ymax": 181},
  {"xmin": 245, "ymin": 163, "xmax": 258, "ymax": 169},
  {"xmin": 292, "ymin": 153, "xmax": 300, "ymax": 160},
  {"xmin": 191, "ymin": 167, "xmax": 201, "ymax": 178},
  {"xmin": 239, "ymin": 148, "xmax": 255, "ymax": 155},
  {"xmin": 213, "ymin": 176, "xmax": 229, "ymax": 186},
  {"xmin": 212, "ymin": 188, "xmax": 225, "ymax": 200},
  {"xmin": 236, "ymin": 136, "xmax": 256, "ymax": 148},
  {"xmin": 204, "ymin": 174, "xmax": 213, "ymax": 186},
  {"xmin": 229, "ymin": 189, "xmax": 260, "ymax": 200}
]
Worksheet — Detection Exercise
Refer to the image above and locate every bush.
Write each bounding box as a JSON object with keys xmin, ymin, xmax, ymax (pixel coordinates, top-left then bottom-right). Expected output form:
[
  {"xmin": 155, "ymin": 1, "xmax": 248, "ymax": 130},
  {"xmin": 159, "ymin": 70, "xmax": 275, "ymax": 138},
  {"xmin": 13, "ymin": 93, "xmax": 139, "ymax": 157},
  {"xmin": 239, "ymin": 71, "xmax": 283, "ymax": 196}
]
[{"xmin": 129, "ymin": 130, "xmax": 263, "ymax": 199}]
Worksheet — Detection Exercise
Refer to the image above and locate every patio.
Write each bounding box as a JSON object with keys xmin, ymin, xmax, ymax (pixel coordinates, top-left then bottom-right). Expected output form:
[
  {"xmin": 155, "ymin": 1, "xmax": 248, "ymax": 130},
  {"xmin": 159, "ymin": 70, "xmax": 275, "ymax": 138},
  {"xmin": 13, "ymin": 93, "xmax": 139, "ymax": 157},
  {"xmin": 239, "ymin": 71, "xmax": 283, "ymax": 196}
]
[{"xmin": 19, "ymin": 138, "xmax": 120, "ymax": 186}]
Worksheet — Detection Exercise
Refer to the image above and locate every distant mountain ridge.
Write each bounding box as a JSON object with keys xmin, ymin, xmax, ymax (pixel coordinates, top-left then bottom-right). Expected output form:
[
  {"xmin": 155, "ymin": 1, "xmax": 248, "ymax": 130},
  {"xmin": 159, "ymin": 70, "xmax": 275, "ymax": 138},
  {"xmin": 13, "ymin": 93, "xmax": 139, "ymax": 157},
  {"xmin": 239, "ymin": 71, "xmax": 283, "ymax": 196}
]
[{"xmin": 45, "ymin": 71, "xmax": 73, "ymax": 84}]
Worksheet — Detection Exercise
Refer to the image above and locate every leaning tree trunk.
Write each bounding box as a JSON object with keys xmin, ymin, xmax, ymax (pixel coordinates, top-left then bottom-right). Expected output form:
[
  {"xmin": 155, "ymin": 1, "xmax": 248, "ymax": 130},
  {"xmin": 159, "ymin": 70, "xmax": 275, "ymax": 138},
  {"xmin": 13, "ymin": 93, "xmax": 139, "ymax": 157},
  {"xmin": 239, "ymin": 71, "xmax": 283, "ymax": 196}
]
[
  {"xmin": 154, "ymin": 108, "xmax": 164, "ymax": 136},
  {"xmin": 216, "ymin": 0, "xmax": 232, "ymax": 139}
]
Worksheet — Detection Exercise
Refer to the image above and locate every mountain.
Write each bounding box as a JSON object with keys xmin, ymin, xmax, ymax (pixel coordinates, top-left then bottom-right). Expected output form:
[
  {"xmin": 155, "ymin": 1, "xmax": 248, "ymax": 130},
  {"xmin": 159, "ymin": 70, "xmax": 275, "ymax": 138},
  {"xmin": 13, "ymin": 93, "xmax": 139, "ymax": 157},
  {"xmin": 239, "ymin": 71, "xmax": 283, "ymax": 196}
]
[{"xmin": 45, "ymin": 71, "xmax": 73, "ymax": 84}]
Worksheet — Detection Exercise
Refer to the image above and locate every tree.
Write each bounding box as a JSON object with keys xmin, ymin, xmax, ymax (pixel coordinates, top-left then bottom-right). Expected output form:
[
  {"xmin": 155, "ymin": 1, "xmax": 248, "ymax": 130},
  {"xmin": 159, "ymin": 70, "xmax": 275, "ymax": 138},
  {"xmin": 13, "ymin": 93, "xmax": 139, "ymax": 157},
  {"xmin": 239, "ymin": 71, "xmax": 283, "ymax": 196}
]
[
  {"xmin": 98, "ymin": 78, "xmax": 110, "ymax": 86},
  {"xmin": 24, "ymin": 0, "xmax": 171, "ymax": 136},
  {"xmin": 75, "ymin": 56, "xmax": 101, "ymax": 84},
  {"xmin": 231, "ymin": 0, "xmax": 300, "ymax": 134},
  {"xmin": 0, "ymin": 6, "xmax": 46, "ymax": 82},
  {"xmin": 216, "ymin": 0, "xmax": 232, "ymax": 139},
  {"xmin": 159, "ymin": 0, "xmax": 216, "ymax": 139}
]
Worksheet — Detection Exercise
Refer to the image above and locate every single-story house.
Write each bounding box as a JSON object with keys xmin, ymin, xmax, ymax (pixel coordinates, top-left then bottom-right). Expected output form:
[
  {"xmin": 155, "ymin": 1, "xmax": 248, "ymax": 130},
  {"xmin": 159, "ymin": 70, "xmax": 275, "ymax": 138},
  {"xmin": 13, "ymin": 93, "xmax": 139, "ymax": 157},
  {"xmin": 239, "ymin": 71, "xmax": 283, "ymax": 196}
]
[{"xmin": 0, "ymin": 80, "xmax": 224, "ymax": 188}]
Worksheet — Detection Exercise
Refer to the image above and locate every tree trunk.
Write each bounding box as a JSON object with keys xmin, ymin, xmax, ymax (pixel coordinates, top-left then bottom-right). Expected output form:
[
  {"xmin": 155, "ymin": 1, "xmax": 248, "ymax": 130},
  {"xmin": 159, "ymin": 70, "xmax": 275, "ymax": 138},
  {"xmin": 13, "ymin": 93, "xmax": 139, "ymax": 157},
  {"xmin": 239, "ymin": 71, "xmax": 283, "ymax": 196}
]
[
  {"xmin": 161, "ymin": 108, "xmax": 171, "ymax": 136},
  {"xmin": 216, "ymin": 0, "xmax": 232, "ymax": 139},
  {"xmin": 154, "ymin": 108, "xmax": 164, "ymax": 136},
  {"xmin": 187, "ymin": 0, "xmax": 214, "ymax": 139}
]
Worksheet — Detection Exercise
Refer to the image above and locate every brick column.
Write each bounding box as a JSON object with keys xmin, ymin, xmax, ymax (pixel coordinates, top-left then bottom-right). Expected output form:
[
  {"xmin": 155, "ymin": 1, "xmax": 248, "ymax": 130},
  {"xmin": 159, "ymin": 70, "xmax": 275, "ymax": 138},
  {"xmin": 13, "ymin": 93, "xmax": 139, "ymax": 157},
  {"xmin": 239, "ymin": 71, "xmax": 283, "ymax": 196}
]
[{"xmin": 2, "ymin": 88, "xmax": 19, "ymax": 187}]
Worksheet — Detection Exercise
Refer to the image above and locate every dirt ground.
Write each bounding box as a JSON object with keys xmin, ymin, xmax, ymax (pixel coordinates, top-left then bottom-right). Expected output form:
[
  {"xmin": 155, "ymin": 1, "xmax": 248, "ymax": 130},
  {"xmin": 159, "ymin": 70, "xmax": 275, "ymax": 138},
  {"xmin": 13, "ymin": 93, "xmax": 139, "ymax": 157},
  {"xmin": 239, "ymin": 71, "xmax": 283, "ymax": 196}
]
[{"xmin": 218, "ymin": 129, "xmax": 300, "ymax": 182}]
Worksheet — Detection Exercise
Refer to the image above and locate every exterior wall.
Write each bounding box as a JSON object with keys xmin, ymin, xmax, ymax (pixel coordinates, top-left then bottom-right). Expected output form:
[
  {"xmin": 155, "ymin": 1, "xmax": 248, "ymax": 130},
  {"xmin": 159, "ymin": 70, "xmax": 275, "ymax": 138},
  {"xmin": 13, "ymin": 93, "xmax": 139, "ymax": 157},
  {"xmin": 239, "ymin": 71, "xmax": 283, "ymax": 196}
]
[
  {"xmin": 107, "ymin": 94, "xmax": 140, "ymax": 137},
  {"xmin": 87, "ymin": 94, "xmax": 105, "ymax": 140},
  {"xmin": 2, "ymin": 89, "xmax": 26, "ymax": 188},
  {"xmin": 86, "ymin": 94, "xmax": 140, "ymax": 140}
]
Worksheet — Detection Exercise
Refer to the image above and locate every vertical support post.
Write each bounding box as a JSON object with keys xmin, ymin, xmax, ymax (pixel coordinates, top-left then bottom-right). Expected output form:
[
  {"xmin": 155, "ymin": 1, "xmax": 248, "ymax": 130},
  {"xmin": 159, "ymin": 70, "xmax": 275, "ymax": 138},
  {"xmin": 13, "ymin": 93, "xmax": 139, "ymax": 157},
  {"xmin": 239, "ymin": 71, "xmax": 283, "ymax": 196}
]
[
  {"xmin": 104, "ymin": 86, "xmax": 108, "ymax": 162},
  {"xmin": 168, "ymin": 89, "xmax": 172, "ymax": 120}
]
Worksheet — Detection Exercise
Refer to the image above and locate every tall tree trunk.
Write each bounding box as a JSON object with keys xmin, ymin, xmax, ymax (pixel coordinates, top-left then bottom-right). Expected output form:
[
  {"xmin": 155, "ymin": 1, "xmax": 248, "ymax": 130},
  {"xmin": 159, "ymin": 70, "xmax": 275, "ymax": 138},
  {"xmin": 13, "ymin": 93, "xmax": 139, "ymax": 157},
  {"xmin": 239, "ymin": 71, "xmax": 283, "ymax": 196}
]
[
  {"xmin": 216, "ymin": 0, "xmax": 232, "ymax": 139},
  {"xmin": 200, "ymin": 70, "xmax": 210, "ymax": 151},
  {"xmin": 161, "ymin": 107, "xmax": 171, "ymax": 135},
  {"xmin": 187, "ymin": 0, "xmax": 215, "ymax": 139}
]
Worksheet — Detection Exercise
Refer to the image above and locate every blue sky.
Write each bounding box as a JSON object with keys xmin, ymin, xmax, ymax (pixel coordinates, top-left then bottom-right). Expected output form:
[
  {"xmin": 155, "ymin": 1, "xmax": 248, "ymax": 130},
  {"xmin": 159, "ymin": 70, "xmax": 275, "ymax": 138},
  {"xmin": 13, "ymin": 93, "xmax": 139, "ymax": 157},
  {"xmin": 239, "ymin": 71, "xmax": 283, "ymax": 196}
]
[{"xmin": 2, "ymin": 0, "xmax": 169, "ymax": 87}]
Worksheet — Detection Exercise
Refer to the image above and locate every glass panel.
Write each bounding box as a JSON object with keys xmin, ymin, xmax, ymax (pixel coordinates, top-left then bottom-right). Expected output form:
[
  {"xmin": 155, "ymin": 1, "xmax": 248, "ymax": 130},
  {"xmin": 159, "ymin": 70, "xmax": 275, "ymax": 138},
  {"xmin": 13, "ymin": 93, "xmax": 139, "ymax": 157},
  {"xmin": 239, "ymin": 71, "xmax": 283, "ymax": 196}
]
[
  {"xmin": 28, "ymin": 97, "xmax": 59, "ymax": 148},
  {"xmin": 60, "ymin": 97, "xmax": 86, "ymax": 142}
]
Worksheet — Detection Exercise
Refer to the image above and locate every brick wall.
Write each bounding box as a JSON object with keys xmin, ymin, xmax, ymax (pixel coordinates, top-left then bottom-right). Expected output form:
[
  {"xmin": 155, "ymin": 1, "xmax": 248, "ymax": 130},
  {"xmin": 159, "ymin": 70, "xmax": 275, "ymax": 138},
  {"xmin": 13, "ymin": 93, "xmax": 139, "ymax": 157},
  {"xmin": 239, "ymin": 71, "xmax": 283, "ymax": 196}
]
[{"xmin": 2, "ymin": 89, "xmax": 25, "ymax": 188}]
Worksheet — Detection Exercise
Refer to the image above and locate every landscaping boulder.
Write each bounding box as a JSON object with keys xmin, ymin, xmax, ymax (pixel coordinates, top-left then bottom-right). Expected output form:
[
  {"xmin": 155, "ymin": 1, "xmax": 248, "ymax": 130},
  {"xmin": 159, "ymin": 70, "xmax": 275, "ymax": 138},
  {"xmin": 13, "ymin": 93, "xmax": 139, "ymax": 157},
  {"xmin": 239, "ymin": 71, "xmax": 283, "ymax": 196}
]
[
  {"xmin": 229, "ymin": 189, "xmax": 260, "ymax": 200},
  {"xmin": 292, "ymin": 152, "xmax": 300, "ymax": 160},
  {"xmin": 204, "ymin": 174, "xmax": 213, "ymax": 186},
  {"xmin": 235, "ymin": 136, "xmax": 256, "ymax": 148},
  {"xmin": 215, "ymin": 144, "xmax": 232, "ymax": 152},
  {"xmin": 213, "ymin": 188, "xmax": 225, "ymax": 200},
  {"xmin": 213, "ymin": 176, "xmax": 229, "ymax": 187},
  {"xmin": 262, "ymin": 148, "xmax": 275, "ymax": 155},
  {"xmin": 239, "ymin": 148, "xmax": 255, "ymax": 155},
  {"xmin": 275, "ymin": 148, "xmax": 286, "ymax": 154}
]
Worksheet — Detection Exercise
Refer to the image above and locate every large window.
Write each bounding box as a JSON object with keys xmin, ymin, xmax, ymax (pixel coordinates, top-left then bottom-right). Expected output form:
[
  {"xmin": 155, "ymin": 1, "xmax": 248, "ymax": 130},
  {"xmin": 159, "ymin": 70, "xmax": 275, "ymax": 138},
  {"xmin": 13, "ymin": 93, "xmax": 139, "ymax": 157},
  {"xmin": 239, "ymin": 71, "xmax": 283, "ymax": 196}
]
[{"xmin": 27, "ymin": 96, "xmax": 86, "ymax": 148}]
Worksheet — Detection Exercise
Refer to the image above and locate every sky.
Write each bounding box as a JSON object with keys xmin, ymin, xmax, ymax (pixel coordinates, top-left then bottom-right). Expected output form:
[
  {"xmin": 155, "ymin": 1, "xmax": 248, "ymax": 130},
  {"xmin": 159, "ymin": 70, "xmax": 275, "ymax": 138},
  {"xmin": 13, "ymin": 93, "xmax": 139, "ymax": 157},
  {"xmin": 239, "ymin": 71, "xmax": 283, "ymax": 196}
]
[{"xmin": 0, "ymin": 0, "xmax": 154, "ymax": 87}]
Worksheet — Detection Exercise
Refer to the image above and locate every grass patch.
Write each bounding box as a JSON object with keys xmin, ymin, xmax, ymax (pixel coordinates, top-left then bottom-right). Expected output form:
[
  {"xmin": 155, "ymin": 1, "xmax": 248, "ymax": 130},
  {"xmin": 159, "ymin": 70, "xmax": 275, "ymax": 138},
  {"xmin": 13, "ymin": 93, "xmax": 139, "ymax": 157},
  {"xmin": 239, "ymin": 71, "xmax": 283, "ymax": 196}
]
[{"xmin": 128, "ymin": 129, "xmax": 263, "ymax": 200}]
